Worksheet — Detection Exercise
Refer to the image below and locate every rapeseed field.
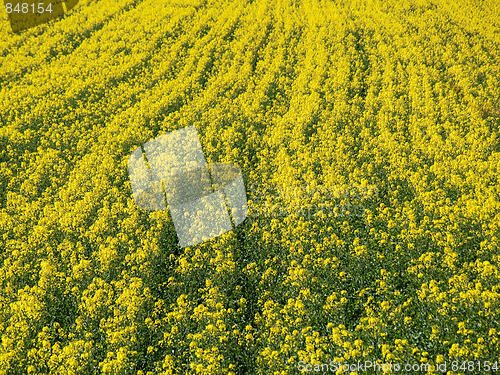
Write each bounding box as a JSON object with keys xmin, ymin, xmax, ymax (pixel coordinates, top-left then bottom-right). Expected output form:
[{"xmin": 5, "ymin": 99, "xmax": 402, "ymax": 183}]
[{"xmin": 1, "ymin": 0, "xmax": 500, "ymax": 373}]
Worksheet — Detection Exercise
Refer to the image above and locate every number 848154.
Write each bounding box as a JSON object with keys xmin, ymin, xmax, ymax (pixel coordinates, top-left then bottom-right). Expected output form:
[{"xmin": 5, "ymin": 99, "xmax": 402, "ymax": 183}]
[{"xmin": 5, "ymin": 2, "xmax": 53, "ymax": 13}]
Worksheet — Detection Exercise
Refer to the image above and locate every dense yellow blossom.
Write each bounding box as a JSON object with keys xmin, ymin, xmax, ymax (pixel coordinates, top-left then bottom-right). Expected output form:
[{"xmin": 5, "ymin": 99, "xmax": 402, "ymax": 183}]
[{"xmin": 1, "ymin": 0, "xmax": 500, "ymax": 373}]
